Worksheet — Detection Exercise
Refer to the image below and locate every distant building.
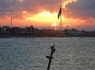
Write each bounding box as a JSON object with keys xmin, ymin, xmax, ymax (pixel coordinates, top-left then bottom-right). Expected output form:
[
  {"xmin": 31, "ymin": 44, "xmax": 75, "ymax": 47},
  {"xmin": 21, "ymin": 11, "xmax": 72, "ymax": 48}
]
[
  {"xmin": 1, "ymin": 26, "xmax": 10, "ymax": 33},
  {"xmin": 34, "ymin": 28, "xmax": 41, "ymax": 34},
  {"xmin": 25, "ymin": 26, "xmax": 34, "ymax": 33},
  {"xmin": 64, "ymin": 29, "xmax": 82, "ymax": 36}
]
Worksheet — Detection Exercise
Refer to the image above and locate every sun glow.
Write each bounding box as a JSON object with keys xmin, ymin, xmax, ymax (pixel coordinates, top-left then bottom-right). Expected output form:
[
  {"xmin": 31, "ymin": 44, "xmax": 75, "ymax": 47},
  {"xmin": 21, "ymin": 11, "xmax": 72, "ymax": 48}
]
[
  {"xmin": 25, "ymin": 11, "xmax": 58, "ymax": 23},
  {"xmin": 22, "ymin": 10, "xmax": 81, "ymax": 27},
  {"xmin": 51, "ymin": 23, "xmax": 57, "ymax": 27},
  {"xmin": 64, "ymin": 24, "xmax": 71, "ymax": 27},
  {"xmin": 51, "ymin": 23, "xmax": 58, "ymax": 30}
]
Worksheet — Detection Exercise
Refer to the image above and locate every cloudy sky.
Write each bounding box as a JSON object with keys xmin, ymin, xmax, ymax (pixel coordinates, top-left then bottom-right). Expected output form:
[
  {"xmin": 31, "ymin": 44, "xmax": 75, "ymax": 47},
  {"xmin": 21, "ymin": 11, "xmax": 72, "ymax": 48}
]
[{"xmin": 0, "ymin": 0, "xmax": 95, "ymax": 30}]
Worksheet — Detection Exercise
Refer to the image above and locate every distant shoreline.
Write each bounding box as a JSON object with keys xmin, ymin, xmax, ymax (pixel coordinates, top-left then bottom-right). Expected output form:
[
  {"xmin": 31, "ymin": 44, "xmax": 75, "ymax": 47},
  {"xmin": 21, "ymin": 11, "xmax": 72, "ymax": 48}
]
[
  {"xmin": 0, "ymin": 34, "xmax": 95, "ymax": 38},
  {"xmin": 1, "ymin": 26, "xmax": 95, "ymax": 38}
]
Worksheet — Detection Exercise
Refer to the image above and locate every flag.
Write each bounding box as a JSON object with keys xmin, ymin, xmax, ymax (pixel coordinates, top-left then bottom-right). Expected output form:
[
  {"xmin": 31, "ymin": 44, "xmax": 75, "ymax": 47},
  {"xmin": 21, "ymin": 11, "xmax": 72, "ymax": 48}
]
[{"xmin": 58, "ymin": 7, "xmax": 62, "ymax": 19}]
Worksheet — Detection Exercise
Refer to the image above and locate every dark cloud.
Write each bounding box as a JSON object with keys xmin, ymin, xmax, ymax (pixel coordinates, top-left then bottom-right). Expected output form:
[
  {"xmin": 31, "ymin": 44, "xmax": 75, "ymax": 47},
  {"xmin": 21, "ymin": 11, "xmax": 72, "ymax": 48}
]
[
  {"xmin": 0, "ymin": 0, "xmax": 61, "ymax": 18},
  {"xmin": 63, "ymin": 0, "xmax": 95, "ymax": 19},
  {"xmin": 0, "ymin": 0, "xmax": 95, "ymax": 19}
]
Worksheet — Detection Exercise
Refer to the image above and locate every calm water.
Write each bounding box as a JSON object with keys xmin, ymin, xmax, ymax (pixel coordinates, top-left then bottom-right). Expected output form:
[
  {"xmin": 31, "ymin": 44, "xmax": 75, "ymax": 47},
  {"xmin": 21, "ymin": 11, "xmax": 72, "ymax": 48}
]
[{"xmin": 0, "ymin": 37, "xmax": 95, "ymax": 70}]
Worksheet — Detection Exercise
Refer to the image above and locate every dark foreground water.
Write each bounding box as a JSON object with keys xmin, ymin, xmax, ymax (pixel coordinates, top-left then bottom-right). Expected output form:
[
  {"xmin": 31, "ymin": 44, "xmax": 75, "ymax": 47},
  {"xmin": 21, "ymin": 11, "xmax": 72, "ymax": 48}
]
[{"xmin": 0, "ymin": 37, "xmax": 95, "ymax": 70}]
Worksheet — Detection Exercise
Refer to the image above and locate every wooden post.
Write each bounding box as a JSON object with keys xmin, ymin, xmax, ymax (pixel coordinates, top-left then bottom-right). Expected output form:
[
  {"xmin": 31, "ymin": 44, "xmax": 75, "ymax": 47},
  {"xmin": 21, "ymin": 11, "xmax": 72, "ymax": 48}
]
[{"xmin": 46, "ymin": 45, "xmax": 55, "ymax": 70}]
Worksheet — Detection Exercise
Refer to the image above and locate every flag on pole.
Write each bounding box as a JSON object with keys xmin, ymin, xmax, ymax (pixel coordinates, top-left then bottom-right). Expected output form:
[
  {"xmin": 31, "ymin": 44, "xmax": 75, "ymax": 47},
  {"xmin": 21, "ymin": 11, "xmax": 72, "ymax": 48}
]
[{"xmin": 58, "ymin": 7, "xmax": 62, "ymax": 19}]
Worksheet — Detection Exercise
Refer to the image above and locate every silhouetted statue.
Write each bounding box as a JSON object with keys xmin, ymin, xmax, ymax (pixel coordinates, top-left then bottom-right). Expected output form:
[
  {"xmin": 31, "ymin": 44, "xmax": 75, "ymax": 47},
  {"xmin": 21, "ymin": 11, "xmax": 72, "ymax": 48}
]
[{"xmin": 46, "ymin": 45, "xmax": 55, "ymax": 70}]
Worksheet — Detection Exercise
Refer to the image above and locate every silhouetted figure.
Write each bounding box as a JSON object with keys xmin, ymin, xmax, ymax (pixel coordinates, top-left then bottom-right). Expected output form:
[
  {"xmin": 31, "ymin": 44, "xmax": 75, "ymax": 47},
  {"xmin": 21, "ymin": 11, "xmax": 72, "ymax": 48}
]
[
  {"xmin": 46, "ymin": 56, "xmax": 51, "ymax": 59},
  {"xmin": 51, "ymin": 45, "xmax": 55, "ymax": 50},
  {"xmin": 46, "ymin": 45, "xmax": 55, "ymax": 70}
]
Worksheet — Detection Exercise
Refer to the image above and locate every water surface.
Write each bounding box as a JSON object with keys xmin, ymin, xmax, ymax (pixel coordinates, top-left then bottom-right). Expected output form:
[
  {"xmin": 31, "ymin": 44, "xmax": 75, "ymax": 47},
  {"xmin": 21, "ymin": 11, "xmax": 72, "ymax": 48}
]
[{"xmin": 0, "ymin": 37, "xmax": 95, "ymax": 70}]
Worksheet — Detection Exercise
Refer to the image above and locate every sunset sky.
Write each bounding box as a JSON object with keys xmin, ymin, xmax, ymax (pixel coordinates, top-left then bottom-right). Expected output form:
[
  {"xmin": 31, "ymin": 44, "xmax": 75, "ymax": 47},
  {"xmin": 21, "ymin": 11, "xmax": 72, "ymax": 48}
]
[{"xmin": 0, "ymin": 0, "xmax": 95, "ymax": 31}]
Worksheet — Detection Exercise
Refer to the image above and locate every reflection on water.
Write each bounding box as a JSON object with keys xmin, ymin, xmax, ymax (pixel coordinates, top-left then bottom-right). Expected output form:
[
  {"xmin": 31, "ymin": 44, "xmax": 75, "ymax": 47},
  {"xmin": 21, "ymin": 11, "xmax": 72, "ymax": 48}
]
[{"xmin": 0, "ymin": 37, "xmax": 95, "ymax": 70}]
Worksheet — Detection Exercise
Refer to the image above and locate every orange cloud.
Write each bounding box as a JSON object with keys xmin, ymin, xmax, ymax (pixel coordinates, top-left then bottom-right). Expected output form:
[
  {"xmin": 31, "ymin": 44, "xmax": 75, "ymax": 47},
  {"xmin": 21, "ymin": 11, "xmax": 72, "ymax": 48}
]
[
  {"xmin": 24, "ymin": 11, "xmax": 59, "ymax": 24},
  {"xmin": 22, "ymin": 10, "xmax": 85, "ymax": 28}
]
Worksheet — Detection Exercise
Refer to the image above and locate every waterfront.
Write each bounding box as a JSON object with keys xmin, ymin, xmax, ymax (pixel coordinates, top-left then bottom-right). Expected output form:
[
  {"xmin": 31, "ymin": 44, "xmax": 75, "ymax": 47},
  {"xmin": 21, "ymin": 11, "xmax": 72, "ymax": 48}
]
[{"xmin": 0, "ymin": 37, "xmax": 95, "ymax": 70}]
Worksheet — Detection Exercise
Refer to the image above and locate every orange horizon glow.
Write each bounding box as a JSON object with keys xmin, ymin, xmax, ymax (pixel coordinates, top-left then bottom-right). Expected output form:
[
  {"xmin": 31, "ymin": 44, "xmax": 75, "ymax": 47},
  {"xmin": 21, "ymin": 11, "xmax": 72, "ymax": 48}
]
[
  {"xmin": 0, "ymin": 11, "xmax": 83, "ymax": 27},
  {"xmin": 0, "ymin": 0, "xmax": 95, "ymax": 31},
  {"xmin": 24, "ymin": 11, "xmax": 59, "ymax": 23},
  {"xmin": 51, "ymin": 23, "xmax": 57, "ymax": 27},
  {"xmin": 22, "ymin": 10, "xmax": 82, "ymax": 27},
  {"xmin": 0, "ymin": 10, "xmax": 94, "ymax": 30}
]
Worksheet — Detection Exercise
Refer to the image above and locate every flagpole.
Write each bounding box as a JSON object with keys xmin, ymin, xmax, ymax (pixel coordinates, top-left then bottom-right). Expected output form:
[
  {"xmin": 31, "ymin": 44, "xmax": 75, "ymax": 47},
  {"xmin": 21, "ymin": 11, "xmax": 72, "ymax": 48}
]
[
  {"xmin": 10, "ymin": 0, "xmax": 14, "ymax": 28},
  {"xmin": 58, "ymin": 4, "xmax": 62, "ymax": 35},
  {"xmin": 60, "ymin": 5, "xmax": 62, "ymax": 33},
  {"xmin": 11, "ymin": 18, "xmax": 12, "ymax": 28}
]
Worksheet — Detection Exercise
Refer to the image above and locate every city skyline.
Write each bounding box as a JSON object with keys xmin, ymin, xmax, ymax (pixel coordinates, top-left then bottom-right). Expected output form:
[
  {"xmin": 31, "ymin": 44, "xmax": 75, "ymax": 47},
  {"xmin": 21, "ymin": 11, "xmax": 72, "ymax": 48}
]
[{"xmin": 0, "ymin": 0, "xmax": 95, "ymax": 31}]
